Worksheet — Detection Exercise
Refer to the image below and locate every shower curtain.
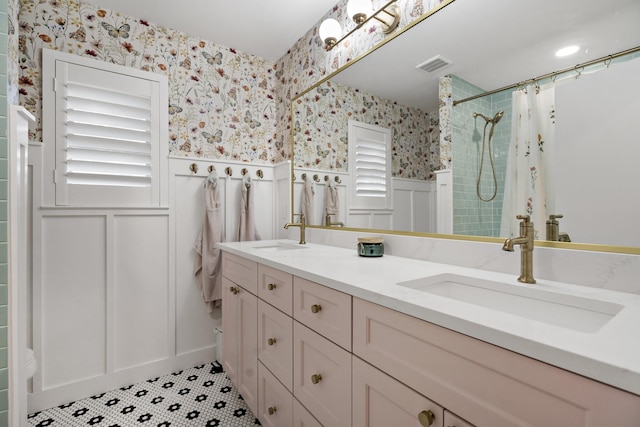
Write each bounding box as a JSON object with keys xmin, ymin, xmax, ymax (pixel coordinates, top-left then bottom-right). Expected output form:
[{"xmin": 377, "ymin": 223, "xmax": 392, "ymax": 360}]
[{"xmin": 500, "ymin": 84, "xmax": 556, "ymax": 239}]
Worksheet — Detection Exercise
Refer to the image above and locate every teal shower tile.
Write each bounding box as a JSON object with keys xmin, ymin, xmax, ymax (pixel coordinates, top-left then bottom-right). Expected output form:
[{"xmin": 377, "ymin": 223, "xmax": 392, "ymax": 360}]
[
  {"xmin": 0, "ymin": 222, "xmax": 6, "ymax": 241},
  {"xmin": 0, "ymin": 307, "xmax": 5, "ymax": 327},
  {"xmin": 0, "ymin": 243, "xmax": 6, "ymax": 263},
  {"xmin": 0, "ymin": 348, "xmax": 5, "ymax": 369},
  {"xmin": 0, "ymin": 159, "xmax": 5, "ymax": 179},
  {"xmin": 0, "ymin": 410, "xmax": 6, "ymax": 427},
  {"xmin": 0, "ymin": 286, "xmax": 5, "ymax": 305},
  {"xmin": 0, "ymin": 327, "xmax": 5, "ymax": 346},
  {"xmin": 0, "ymin": 390, "xmax": 6, "ymax": 411},
  {"xmin": 0, "ymin": 369, "xmax": 6, "ymax": 389},
  {"xmin": 0, "ymin": 202, "xmax": 6, "ymax": 221}
]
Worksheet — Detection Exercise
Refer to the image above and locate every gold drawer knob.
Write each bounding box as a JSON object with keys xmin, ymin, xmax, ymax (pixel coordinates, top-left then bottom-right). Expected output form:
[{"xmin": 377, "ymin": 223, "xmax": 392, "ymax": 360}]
[
  {"xmin": 229, "ymin": 286, "xmax": 239, "ymax": 295},
  {"xmin": 418, "ymin": 410, "xmax": 435, "ymax": 426},
  {"xmin": 267, "ymin": 283, "xmax": 277, "ymax": 291},
  {"xmin": 311, "ymin": 374, "xmax": 322, "ymax": 384},
  {"xmin": 311, "ymin": 304, "xmax": 322, "ymax": 314},
  {"xmin": 268, "ymin": 338, "xmax": 277, "ymax": 346},
  {"xmin": 268, "ymin": 406, "xmax": 277, "ymax": 415}
]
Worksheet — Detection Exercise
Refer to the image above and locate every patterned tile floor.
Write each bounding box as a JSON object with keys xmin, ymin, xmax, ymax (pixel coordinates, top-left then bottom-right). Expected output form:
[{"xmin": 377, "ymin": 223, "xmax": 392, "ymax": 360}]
[{"xmin": 27, "ymin": 362, "xmax": 261, "ymax": 426}]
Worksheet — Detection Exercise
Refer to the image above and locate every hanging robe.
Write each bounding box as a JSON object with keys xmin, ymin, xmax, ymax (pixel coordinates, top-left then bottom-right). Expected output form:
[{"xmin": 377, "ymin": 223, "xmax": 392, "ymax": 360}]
[{"xmin": 194, "ymin": 175, "xmax": 224, "ymax": 311}]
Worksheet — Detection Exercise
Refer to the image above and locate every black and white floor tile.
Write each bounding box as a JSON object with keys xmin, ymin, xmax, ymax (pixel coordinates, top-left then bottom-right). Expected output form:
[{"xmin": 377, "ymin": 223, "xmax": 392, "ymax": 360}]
[{"xmin": 28, "ymin": 362, "xmax": 261, "ymax": 427}]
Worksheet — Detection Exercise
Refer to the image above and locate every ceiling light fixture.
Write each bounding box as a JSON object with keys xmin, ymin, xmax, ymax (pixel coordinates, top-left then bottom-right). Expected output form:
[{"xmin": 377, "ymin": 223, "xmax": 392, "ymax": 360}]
[
  {"xmin": 319, "ymin": 0, "xmax": 401, "ymax": 50},
  {"xmin": 555, "ymin": 45, "xmax": 580, "ymax": 57}
]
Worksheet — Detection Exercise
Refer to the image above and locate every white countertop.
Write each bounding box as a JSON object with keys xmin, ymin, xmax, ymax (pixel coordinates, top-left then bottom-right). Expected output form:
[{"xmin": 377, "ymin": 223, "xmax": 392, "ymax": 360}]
[{"xmin": 218, "ymin": 239, "xmax": 640, "ymax": 396}]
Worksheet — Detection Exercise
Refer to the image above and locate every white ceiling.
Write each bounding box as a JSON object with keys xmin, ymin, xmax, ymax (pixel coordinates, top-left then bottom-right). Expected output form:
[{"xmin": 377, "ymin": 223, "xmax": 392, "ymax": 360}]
[
  {"xmin": 84, "ymin": 0, "xmax": 338, "ymax": 61},
  {"xmin": 332, "ymin": 0, "xmax": 640, "ymax": 112}
]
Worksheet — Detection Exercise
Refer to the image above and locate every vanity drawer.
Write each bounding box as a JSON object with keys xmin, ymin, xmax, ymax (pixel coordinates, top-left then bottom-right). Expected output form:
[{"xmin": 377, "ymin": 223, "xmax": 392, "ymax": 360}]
[
  {"xmin": 222, "ymin": 252, "xmax": 258, "ymax": 294},
  {"xmin": 353, "ymin": 356, "xmax": 444, "ymax": 427},
  {"xmin": 444, "ymin": 410, "xmax": 475, "ymax": 427},
  {"xmin": 258, "ymin": 299, "xmax": 293, "ymax": 391},
  {"xmin": 353, "ymin": 297, "xmax": 640, "ymax": 426},
  {"xmin": 293, "ymin": 276, "xmax": 351, "ymax": 350},
  {"xmin": 294, "ymin": 321, "xmax": 351, "ymax": 427},
  {"xmin": 258, "ymin": 362, "xmax": 293, "ymax": 427},
  {"xmin": 258, "ymin": 264, "xmax": 293, "ymax": 315},
  {"xmin": 293, "ymin": 397, "xmax": 323, "ymax": 427}
]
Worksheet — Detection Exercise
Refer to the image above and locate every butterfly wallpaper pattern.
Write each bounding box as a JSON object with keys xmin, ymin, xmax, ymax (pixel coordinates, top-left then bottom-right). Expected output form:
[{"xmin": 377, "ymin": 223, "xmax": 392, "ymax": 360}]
[
  {"xmin": 293, "ymin": 80, "xmax": 440, "ymax": 180},
  {"xmin": 17, "ymin": 0, "xmax": 278, "ymax": 163},
  {"xmin": 15, "ymin": 0, "xmax": 449, "ymax": 167}
]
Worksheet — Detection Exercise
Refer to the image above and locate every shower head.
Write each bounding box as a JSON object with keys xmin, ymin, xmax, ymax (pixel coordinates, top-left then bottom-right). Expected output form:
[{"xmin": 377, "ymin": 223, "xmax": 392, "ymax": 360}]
[{"xmin": 492, "ymin": 110, "xmax": 504, "ymax": 124}]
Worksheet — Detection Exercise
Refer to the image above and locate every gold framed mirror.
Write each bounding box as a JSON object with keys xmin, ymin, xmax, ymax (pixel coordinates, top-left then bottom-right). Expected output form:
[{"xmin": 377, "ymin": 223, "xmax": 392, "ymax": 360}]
[{"xmin": 290, "ymin": 0, "xmax": 640, "ymax": 255}]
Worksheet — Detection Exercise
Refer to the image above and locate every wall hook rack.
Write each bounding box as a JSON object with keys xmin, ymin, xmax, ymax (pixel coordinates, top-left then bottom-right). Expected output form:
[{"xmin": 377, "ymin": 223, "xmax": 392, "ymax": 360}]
[
  {"xmin": 208, "ymin": 165, "xmax": 215, "ymax": 173},
  {"xmin": 189, "ymin": 163, "xmax": 198, "ymax": 174},
  {"xmin": 224, "ymin": 167, "xmax": 233, "ymax": 176}
]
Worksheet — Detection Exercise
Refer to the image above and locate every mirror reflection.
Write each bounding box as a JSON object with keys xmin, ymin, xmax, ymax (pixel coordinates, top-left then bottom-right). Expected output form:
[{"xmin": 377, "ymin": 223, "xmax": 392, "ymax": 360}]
[{"xmin": 292, "ymin": 0, "xmax": 640, "ymax": 249}]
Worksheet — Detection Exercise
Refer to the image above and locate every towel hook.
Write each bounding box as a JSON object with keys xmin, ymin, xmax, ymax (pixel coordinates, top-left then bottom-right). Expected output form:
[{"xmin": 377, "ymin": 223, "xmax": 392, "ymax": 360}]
[
  {"xmin": 224, "ymin": 167, "xmax": 233, "ymax": 176},
  {"xmin": 189, "ymin": 163, "xmax": 198, "ymax": 174},
  {"xmin": 208, "ymin": 165, "xmax": 215, "ymax": 173},
  {"xmin": 256, "ymin": 169, "xmax": 264, "ymax": 179},
  {"xmin": 241, "ymin": 168, "xmax": 248, "ymax": 176},
  {"xmin": 313, "ymin": 174, "xmax": 320, "ymax": 183},
  {"xmin": 334, "ymin": 176, "xmax": 342, "ymax": 184},
  {"xmin": 302, "ymin": 173, "xmax": 307, "ymax": 181},
  {"xmin": 324, "ymin": 175, "xmax": 330, "ymax": 182}
]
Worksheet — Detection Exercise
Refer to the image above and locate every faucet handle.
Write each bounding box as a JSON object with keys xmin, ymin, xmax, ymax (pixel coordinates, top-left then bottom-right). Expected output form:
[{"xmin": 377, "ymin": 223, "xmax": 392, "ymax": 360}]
[
  {"xmin": 548, "ymin": 214, "xmax": 563, "ymax": 221},
  {"xmin": 516, "ymin": 214, "xmax": 531, "ymax": 222}
]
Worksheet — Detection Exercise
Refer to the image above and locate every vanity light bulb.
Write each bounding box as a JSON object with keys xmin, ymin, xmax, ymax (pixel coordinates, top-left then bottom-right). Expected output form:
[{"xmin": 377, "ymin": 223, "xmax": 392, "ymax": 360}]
[
  {"xmin": 319, "ymin": 18, "xmax": 341, "ymax": 48},
  {"xmin": 347, "ymin": 0, "xmax": 373, "ymax": 24}
]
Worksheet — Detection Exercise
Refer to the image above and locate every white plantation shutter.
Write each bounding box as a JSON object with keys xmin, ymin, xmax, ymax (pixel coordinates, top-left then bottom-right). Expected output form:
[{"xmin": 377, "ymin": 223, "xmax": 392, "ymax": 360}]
[
  {"xmin": 348, "ymin": 120, "xmax": 392, "ymax": 210},
  {"xmin": 45, "ymin": 49, "xmax": 168, "ymax": 207}
]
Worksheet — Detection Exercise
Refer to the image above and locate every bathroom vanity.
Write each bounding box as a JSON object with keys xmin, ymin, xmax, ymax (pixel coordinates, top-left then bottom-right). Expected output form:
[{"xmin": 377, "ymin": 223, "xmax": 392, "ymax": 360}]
[{"xmin": 219, "ymin": 240, "xmax": 640, "ymax": 427}]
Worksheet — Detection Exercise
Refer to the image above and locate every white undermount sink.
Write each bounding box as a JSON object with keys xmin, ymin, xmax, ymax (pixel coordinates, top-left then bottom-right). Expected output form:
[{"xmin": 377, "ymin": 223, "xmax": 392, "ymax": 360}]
[
  {"xmin": 398, "ymin": 273, "xmax": 624, "ymax": 333},
  {"xmin": 252, "ymin": 242, "xmax": 307, "ymax": 251}
]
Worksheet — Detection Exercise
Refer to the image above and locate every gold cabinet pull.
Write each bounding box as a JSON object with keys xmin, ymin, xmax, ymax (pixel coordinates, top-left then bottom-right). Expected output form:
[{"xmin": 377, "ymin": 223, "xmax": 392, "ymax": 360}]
[
  {"xmin": 268, "ymin": 406, "xmax": 277, "ymax": 415},
  {"xmin": 267, "ymin": 283, "xmax": 277, "ymax": 291},
  {"xmin": 311, "ymin": 374, "xmax": 322, "ymax": 384},
  {"xmin": 418, "ymin": 410, "xmax": 435, "ymax": 426},
  {"xmin": 229, "ymin": 286, "xmax": 239, "ymax": 295},
  {"xmin": 267, "ymin": 338, "xmax": 277, "ymax": 346},
  {"xmin": 311, "ymin": 304, "xmax": 322, "ymax": 314}
]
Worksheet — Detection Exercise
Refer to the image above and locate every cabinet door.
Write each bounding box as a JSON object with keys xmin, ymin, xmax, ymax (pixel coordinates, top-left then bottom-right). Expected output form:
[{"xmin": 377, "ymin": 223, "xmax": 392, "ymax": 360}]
[
  {"xmin": 237, "ymin": 285, "xmax": 258, "ymax": 416},
  {"xmin": 293, "ymin": 398, "xmax": 323, "ymax": 427},
  {"xmin": 258, "ymin": 300, "xmax": 293, "ymax": 391},
  {"xmin": 444, "ymin": 410, "xmax": 475, "ymax": 427},
  {"xmin": 258, "ymin": 362, "xmax": 293, "ymax": 427},
  {"xmin": 353, "ymin": 356, "xmax": 444, "ymax": 427},
  {"xmin": 294, "ymin": 321, "xmax": 351, "ymax": 427},
  {"xmin": 221, "ymin": 277, "xmax": 239, "ymax": 385}
]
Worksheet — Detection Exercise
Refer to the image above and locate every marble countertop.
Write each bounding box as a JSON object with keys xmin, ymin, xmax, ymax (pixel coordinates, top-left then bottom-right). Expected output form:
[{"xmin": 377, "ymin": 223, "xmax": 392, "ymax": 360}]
[{"xmin": 218, "ymin": 239, "xmax": 640, "ymax": 396}]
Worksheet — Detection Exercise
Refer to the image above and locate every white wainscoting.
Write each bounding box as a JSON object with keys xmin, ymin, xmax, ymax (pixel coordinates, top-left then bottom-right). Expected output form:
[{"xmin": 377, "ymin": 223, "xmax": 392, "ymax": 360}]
[
  {"xmin": 28, "ymin": 148, "xmax": 284, "ymax": 412},
  {"xmin": 292, "ymin": 168, "xmax": 436, "ymax": 232}
]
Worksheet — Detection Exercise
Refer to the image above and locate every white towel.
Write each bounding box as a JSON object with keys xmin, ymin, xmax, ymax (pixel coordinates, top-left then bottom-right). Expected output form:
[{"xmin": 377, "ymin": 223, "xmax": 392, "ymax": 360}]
[
  {"xmin": 324, "ymin": 179, "xmax": 340, "ymax": 223},
  {"xmin": 194, "ymin": 175, "xmax": 224, "ymax": 312},
  {"xmin": 302, "ymin": 179, "xmax": 315, "ymax": 225},
  {"xmin": 238, "ymin": 174, "xmax": 260, "ymax": 241}
]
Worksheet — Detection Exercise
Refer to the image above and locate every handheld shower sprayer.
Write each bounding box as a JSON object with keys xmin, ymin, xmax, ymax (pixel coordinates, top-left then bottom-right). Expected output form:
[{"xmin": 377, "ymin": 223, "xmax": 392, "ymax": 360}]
[{"xmin": 473, "ymin": 109, "xmax": 504, "ymax": 202}]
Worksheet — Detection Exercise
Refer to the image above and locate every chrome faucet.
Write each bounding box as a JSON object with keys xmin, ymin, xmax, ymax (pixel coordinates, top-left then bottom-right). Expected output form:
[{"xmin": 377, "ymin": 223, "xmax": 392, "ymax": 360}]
[
  {"xmin": 325, "ymin": 213, "xmax": 344, "ymax": 227},
  {"xmin": 284, "ymin": 213, "xmax": 306, "ymax": 244},
  {"xmin": 502, "ymin": 215, "xmax": 536, "ymax": 284}
]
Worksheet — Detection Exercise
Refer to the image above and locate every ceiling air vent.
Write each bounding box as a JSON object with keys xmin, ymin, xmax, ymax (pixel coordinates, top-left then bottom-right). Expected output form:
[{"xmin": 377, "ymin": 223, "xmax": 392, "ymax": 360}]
[{"xmin": 415, "ymin": 55, "xmax": 452, "ymax": 73}]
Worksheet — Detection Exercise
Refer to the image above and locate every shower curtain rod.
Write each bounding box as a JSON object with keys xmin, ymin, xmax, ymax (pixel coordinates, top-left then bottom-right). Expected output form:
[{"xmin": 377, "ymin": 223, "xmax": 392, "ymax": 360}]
[{"xmin": 452, "ymin": 45, "xmax": 640, "ymax": 106}]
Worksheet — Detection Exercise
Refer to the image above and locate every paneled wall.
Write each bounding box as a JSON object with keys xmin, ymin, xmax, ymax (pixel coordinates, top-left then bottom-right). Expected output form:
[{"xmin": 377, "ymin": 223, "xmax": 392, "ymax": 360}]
[
  {"xmin": 292, "ymin": 168, "xmax": 437, "ymax": 233},
  {"xmin": 27, "ymin": 149, "xmax": 287, "ymax": 412}
]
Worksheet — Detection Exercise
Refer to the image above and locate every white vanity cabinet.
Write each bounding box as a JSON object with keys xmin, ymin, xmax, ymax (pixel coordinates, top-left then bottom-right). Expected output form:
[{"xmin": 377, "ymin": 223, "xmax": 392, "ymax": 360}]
[
  {"xmin": 221, "ymin": 253, "xmax": 259, "ymax": 416},
  {"xmin": 353, "ymin": 297, "xmax": 640, "ymax": 426},
  {"xmin": 221, "ymin": 249, "xmax": 640, "ymax": 427}
]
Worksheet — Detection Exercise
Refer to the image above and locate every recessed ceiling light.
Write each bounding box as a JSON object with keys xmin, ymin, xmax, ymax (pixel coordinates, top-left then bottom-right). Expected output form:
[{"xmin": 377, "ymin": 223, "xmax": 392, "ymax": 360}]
[{"xmin": 556, "ymin": 45, "xmax": 580, "ymax": 57}]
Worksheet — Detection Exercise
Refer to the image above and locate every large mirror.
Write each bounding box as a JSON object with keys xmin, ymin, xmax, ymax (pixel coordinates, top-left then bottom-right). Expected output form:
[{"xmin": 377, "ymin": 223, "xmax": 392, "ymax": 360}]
[{"xmin": 292, "ymin": 0, "xmax": 640, "ymax": 251}]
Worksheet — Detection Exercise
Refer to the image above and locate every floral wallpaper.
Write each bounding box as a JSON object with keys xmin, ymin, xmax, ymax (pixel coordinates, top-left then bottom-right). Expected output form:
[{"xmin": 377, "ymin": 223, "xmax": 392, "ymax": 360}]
[
  {"xmin": 18, "ymin": 0, "xmax": 280, "ymax": 163},
  {"xmin": 16, "ymin": 0, "xmax": 451, "ymax": 165},
  {"xmin": 293, "ymin": 80, "xmax": 440, "ymax": 180},
  {"xmin": 8, "ymin": 0, "xmax": 21, "ymax": 104}
]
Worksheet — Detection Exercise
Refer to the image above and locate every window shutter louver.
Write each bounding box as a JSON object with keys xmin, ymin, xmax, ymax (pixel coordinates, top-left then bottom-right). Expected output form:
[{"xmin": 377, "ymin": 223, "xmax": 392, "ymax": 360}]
[
  {"xmin": 47, "ymin": 53, "xmax": 167, "ymax": 207},
  {"xmin": 64, "ymin": 82, "xmax": 153, "ymax": 188}
]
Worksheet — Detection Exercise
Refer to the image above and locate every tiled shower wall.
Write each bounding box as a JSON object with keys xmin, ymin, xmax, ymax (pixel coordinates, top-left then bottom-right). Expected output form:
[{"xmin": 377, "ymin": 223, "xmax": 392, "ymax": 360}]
[{"xmin": 451, "ymin": 75, "xmax": 513, "ymax": 237}]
